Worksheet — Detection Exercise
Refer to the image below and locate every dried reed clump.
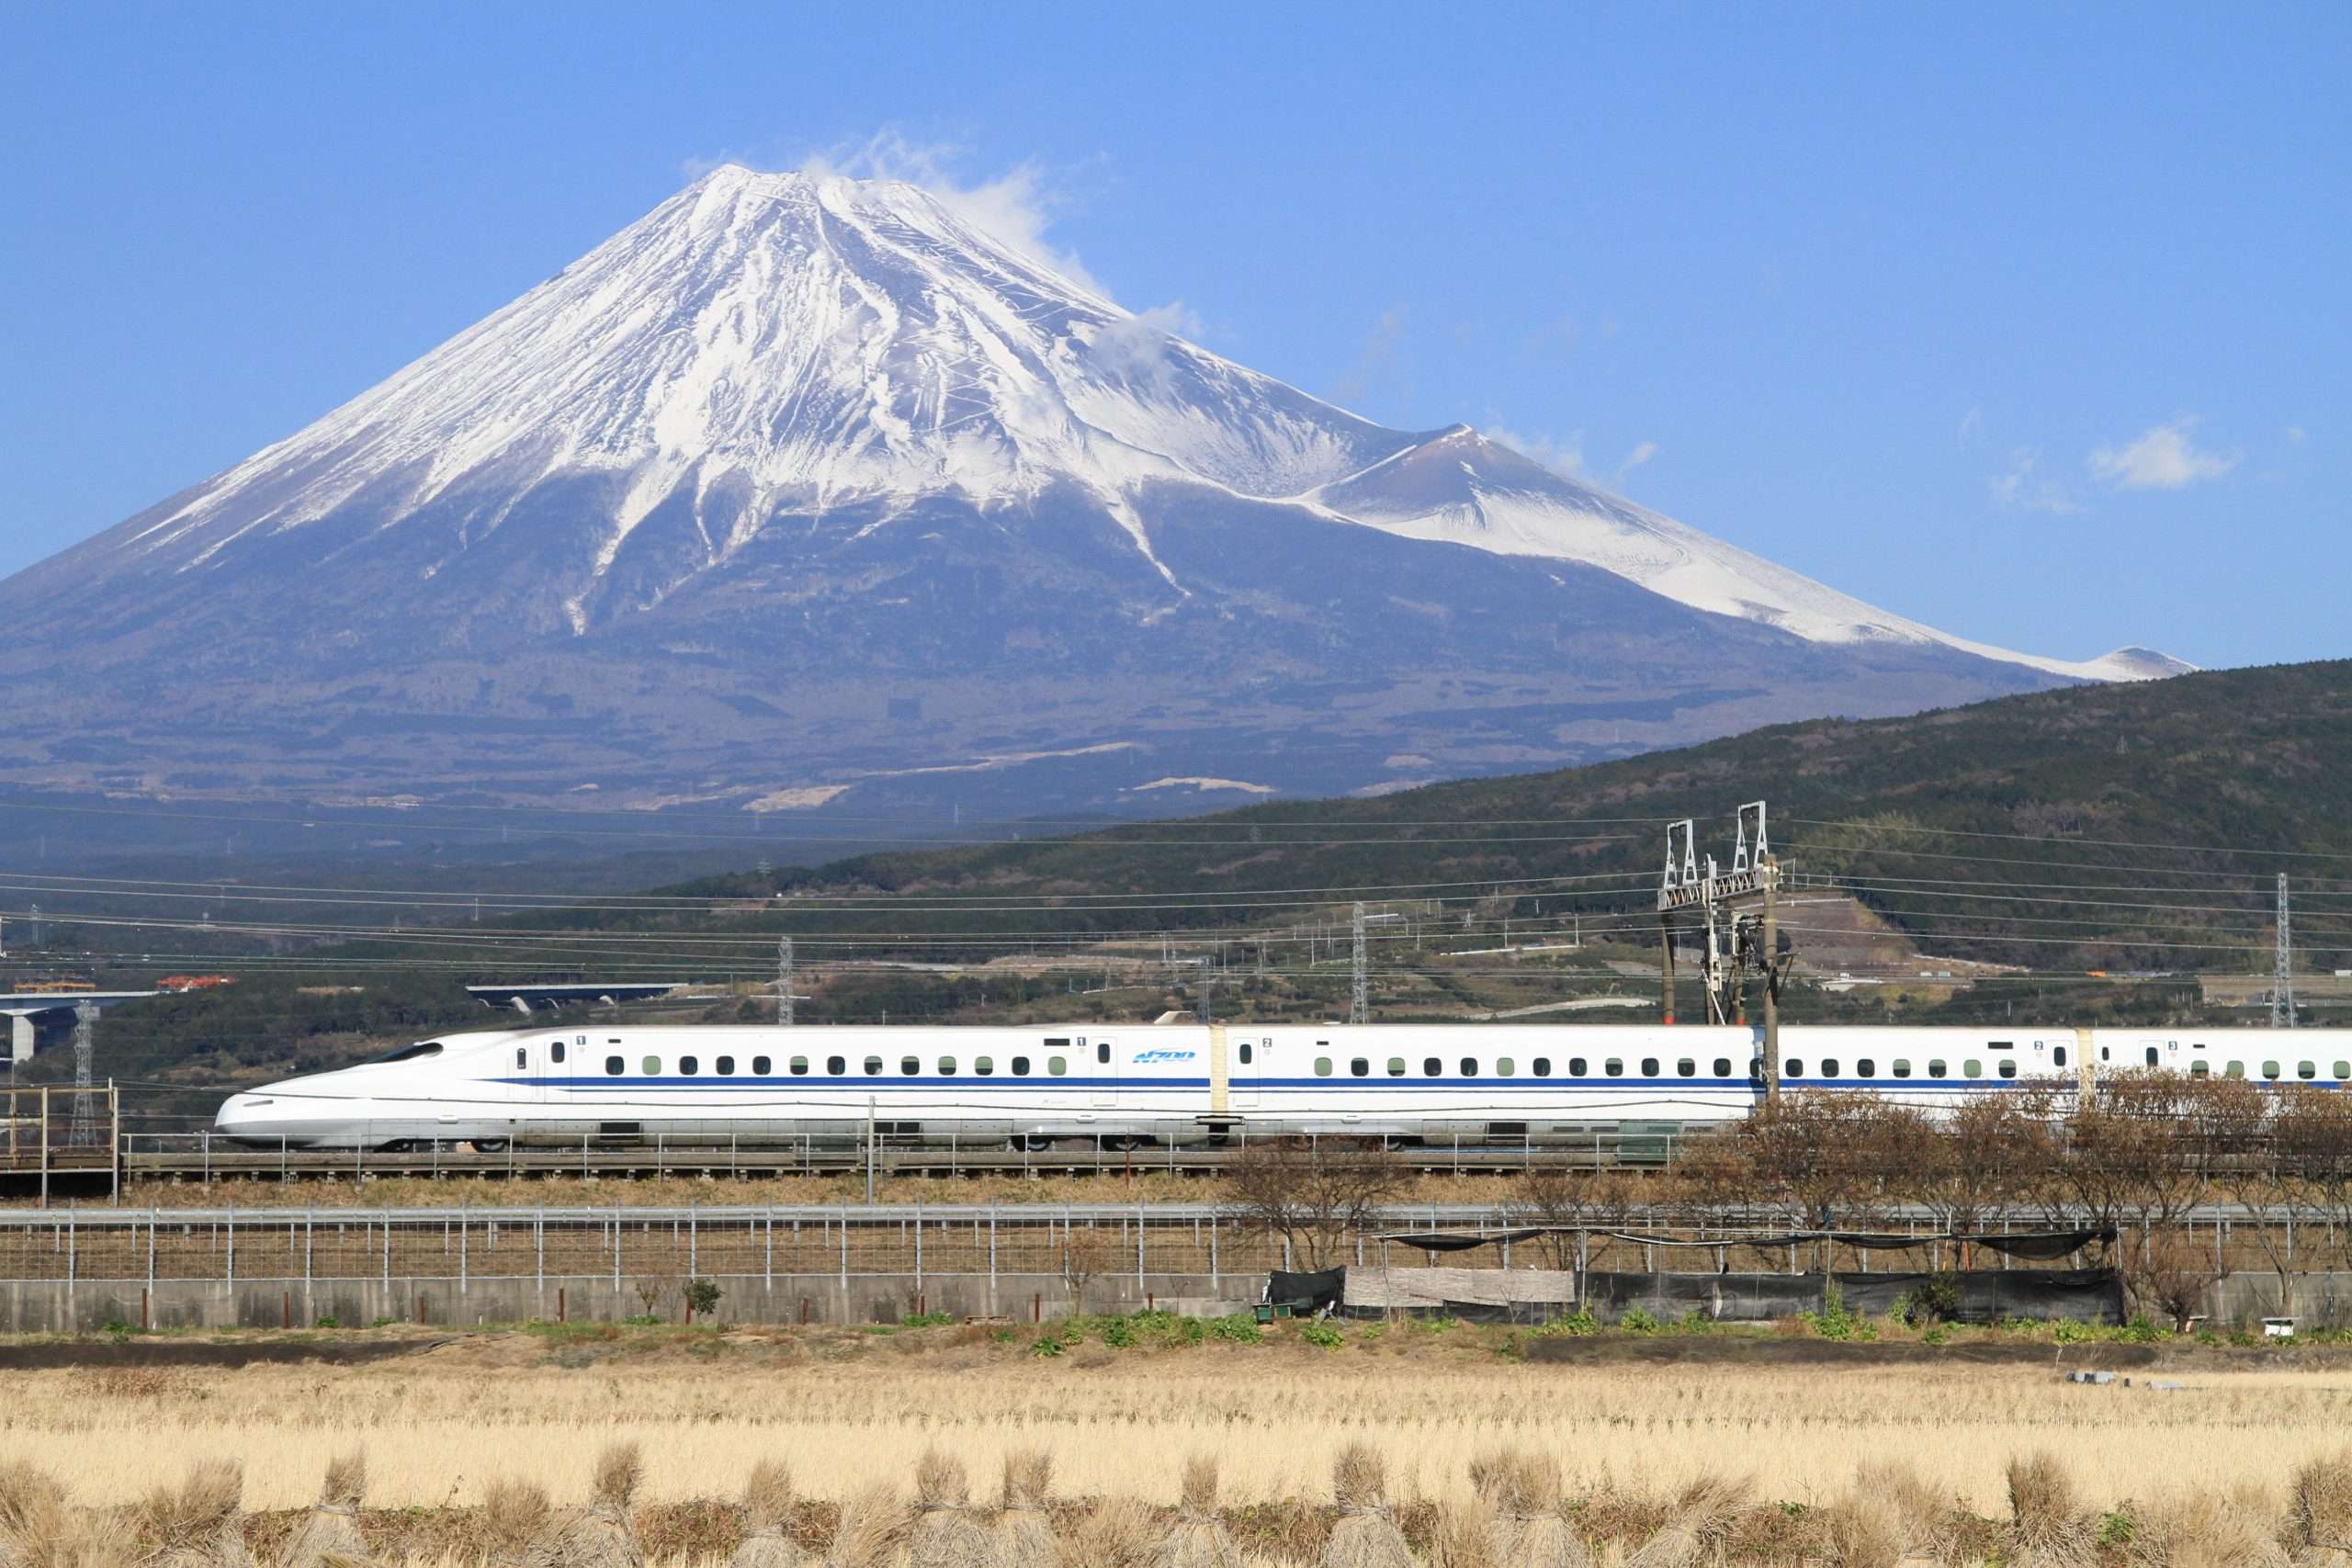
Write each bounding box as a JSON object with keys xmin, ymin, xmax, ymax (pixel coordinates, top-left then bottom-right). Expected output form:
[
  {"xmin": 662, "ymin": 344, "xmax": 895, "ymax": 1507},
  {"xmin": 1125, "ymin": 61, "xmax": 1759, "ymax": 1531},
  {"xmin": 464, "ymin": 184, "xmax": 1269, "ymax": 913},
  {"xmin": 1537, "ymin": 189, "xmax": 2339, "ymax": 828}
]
[
  {"xmin": 480, "ymin": 1479, "xmax": 551, "ymax": 1567},
  {"xmin": 2292, "ymin": 1445, "xmax": 2352, "ymax": 1565},
  {"xmin": 1160, "ymin": 1455, "xmax": 1242, "ymax": 1568},
  {"xmin": 277, "ymin": 1452, "xmax": 374, "ymax": 1568},
  {"xmin": 1321, "ymin": 1443, "xmax": 1413, "ymax": 1568},
  {"xmin": 1425, "ymin": 1495, "xmax": 1498, "ymax": 1568},
  {"xmin": 1816, "ymin": 1461, "xmax": 1952, "ymax": 1568},
  {"xmin": 908, "ymin": 1450, "xmax": 996, "ymax": 1568},
  {"xmin": 136, "ymin": 1459, "xmax": 253, "ymax": 1568},
  {"xmin": 822, "ymin": 1485, "xmax": 911, "ymax": 1568},
  {"xmin": 2004, "ymin": 1452, "xmax": 2096, "ymax": 1568},
  {"xmin": 531, "ymin": 1441, "xmax": 644, "ymax": 1568},
  {"xmin": 1623, "ymin": 1473, "xmax": 1752, "ymax": 1568},
  {"xmin": 2123, "ymin": 1492, "xmax": 2290, "ymax": 1568},
  {"xmin": 994, "ymin": 1450, "xmax": 1060, "ymax": 1568},
  {"xmin": 1071, "ymin": 1498, "xmax": 1158, "ymax": 1568},
  {"xmin": 729, "ymin": 1461, "xmax": 803, "ymax": 1568},
  {"xmin": 0, "ymin": 1459, "xmax": 128, "ymax": 1568},
  {"xmin": 1469, "ymin": 1449, "xmax": 1587, "ymax": 1568}
]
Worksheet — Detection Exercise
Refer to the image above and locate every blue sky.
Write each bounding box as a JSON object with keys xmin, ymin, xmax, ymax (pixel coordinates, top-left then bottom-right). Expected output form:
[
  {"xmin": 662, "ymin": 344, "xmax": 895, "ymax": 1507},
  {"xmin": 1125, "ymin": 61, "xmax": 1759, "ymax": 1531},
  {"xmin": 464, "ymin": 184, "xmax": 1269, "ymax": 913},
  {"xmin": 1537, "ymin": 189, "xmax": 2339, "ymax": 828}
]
[{"xmin": 4, "ymin": 2, "xmax": 2344, "ymax": 671}]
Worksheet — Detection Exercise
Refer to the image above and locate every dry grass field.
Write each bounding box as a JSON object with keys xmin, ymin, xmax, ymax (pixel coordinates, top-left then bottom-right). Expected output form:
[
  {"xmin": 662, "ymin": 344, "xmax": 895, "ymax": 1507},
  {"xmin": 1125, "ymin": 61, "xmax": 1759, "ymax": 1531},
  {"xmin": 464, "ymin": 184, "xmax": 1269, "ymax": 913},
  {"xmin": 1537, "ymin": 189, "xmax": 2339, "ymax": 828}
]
[{"xmin": 3, "ymin": 1325, "xmax": 2348, "ymax": 1529}]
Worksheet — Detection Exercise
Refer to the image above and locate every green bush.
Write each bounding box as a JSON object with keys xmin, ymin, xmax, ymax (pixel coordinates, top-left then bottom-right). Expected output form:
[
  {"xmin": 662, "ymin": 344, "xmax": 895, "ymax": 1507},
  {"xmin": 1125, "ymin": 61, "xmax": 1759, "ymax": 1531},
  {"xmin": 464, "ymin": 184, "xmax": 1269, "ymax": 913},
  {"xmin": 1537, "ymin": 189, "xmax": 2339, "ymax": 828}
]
[
  {"xmin": 683, "ymin": 1278, "xmax": 723, "ymax": 1318},
  {"xmin": 899, "ymin": 1310, "xmax": 956, "ymax": 1328},
  {"xmin": 1621, "ymin": 1308, "xmax": 1662, "ymax": 1336},
  {"xmin": 1029, "ymin": 1335, "xmax": 1066, "ymax": 1358},
  {"xmin": 1542, "ymin": 1307, "xmax": 1600, "ymax": 1337},
  {"xmin": 1298, "ymin": 1319, "xmax": 1346, "ymax": 1349},
  {"xmin": 1800, "ymin": 1282, "xmax": 1876, "ymax": 1342},
  {"xmin": 1210, "ymin": 1313, "xmax": 1262, "ymax": 1344},
  {"xmin": 312, "ymin": 1314, "xmax": 340, "ymax": 1329},
  {"xmin": 1099, "ymin": 1316, "xmax": 1138, "ymax": 1348},
  {"xmin": 621, "ymin": 1314, "xmax": 662, "ymax": 1327}
]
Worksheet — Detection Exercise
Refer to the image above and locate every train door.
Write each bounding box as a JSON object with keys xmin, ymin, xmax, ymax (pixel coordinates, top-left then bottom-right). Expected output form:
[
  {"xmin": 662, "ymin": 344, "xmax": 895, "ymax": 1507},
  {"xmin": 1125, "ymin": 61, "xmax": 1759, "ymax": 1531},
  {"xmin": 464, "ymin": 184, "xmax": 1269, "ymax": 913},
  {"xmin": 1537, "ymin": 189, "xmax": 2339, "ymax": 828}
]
[
  {"xmin": 1232, "ymin": 1036, "xmax": 1264, "ymax": 1110},
  {"xmin": 1089, "ymin": 1036, "xmax": 1117, "ymax": 1107}
]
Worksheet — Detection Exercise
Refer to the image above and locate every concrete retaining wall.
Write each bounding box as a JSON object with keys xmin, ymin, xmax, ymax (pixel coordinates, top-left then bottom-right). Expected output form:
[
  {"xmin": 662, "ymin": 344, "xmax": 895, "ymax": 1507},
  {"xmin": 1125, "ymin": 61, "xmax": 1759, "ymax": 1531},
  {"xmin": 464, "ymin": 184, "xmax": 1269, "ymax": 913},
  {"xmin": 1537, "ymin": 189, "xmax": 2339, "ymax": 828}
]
[{"xmin": 0, "ymin": 1273, "xmax": 1254, "ymax": 1333}]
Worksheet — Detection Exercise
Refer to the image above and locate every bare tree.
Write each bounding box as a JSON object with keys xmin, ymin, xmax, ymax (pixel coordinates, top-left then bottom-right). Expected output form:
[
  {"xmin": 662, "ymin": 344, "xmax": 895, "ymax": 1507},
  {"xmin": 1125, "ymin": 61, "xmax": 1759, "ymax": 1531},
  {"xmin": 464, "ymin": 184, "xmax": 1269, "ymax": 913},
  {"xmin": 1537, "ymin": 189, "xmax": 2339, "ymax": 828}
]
[
  {"xmin": 1224, "ymin": 1136, "xmax": 1409, "ymax": 1270},
  {"xmin": 1510, "ymin": 1166, "xmax": 1645, "ymax": 1270},
  {"xmin": 2051, "ymin": 1071, "xmax": 2222, "ymax": 1300},
  {"xmin": 1734, "ymin": 1092, "xmax": 1924, "ymax": 1268},
  {"xmin": 1059, "ymin": 1229, "xmax": 1113, "ymax": 1316},
  {"xmin": 2132, "ymin": 1229, "xmax": 2225, "ymax": 1333},
  {"xmin": 1916, "ymin": 1087, "xmax": 2062, "ymax": 1252}
]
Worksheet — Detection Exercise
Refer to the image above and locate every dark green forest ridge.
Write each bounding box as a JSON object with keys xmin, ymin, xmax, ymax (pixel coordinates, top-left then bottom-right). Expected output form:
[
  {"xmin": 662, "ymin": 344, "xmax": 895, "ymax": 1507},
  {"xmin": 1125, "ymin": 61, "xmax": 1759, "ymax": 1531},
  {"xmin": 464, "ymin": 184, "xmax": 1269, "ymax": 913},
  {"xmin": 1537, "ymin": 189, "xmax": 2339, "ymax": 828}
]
[{"xmin": 691, "ymin": 656, "xmax": 2352, "ymax": 973}]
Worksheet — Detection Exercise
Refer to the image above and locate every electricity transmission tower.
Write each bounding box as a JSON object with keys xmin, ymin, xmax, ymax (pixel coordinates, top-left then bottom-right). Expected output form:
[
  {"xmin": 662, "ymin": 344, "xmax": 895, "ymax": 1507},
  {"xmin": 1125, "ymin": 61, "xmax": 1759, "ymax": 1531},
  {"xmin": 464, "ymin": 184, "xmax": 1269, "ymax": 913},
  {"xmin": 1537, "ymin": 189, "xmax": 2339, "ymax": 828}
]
[
  {"xmin": 1350, "ymin": 901, "xmax": 1369, "ymax": 1025},
  {"xmin": 2271, "ymin": 874, "xmax": 2295, "ymax": 1029},
  {"xmin": 68, "ymin": 1002, "xmax": 98, "ymax": 1146},
  {"xmin": 775, "ymin": 935, "xmax": 795, "ymax": 1026}
]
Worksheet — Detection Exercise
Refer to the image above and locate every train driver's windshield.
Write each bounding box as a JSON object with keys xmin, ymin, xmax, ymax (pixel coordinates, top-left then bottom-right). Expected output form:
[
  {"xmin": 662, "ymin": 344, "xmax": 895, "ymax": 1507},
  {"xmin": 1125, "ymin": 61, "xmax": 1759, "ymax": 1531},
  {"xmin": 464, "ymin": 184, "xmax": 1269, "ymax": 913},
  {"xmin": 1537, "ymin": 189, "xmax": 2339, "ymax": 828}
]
[{"xmin": 367, "ymin": 1041, "xmax": 446, "ymax": 1065}]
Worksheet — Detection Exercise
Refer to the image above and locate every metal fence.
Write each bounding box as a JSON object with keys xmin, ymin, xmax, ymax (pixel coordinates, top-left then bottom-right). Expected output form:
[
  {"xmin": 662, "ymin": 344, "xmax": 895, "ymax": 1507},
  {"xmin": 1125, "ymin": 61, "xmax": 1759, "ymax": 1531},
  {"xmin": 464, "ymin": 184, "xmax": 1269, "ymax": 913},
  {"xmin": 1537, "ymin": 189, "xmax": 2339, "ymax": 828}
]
[{"xmin": 0, "ymin": 1201, "xmax": 2324, "ymax": 1289}]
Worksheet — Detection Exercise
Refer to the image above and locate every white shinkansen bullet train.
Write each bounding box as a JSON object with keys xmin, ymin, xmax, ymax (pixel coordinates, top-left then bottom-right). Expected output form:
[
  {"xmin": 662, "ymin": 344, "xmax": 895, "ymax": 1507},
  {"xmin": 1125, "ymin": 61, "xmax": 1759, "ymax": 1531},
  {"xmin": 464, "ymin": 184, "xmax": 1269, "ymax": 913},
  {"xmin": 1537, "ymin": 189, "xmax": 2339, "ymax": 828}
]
[{"xmin": 211, "ymin": 1022, "xmax": 2352, "ymax": 1150}]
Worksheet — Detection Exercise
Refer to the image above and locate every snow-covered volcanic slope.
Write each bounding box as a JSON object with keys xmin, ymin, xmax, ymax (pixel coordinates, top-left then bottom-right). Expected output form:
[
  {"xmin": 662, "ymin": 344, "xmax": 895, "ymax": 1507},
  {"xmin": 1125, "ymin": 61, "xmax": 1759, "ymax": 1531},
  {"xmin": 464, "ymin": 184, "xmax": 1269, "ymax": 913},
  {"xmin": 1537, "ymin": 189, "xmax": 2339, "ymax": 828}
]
[{"xmin": 0, "ymin": 166, "xmax": 2183, "ymax": 810}]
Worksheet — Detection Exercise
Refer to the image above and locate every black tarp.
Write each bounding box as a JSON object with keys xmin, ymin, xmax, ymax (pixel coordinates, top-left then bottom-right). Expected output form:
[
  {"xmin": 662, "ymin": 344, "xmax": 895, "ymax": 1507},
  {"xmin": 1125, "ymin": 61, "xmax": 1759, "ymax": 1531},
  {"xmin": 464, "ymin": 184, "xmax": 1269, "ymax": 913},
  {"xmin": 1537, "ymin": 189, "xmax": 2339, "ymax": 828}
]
[
  {"xmin": 1266, "ymin": 1268, "xmax": 1346, "ymax": 1312},
  {"xmin": 1380, "ymin": 1227, "xmax": 2114, "ymax": 1261},
  {"xmin": 1575, "ymin": 1269, "xmax": 2122, "ymax": 1325}
]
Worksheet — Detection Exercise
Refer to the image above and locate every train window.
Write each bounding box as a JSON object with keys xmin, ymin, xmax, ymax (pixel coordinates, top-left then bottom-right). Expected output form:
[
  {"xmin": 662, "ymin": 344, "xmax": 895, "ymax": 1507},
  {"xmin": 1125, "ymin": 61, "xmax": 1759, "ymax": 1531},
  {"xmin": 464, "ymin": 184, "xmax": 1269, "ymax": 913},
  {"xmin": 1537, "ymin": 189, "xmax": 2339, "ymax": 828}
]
[
  {"xmin": 2337, "ymin": 1061, "xmax": 2352, "ymax": 1081},
  {"xmin": 1532, "ymin": 1058, "xmax": 1552, "ymax": 1077},
  {"xmin": 2146, "ymin": 1046, "xmax": 2160, "ymax": 1066},
  {"xmin": 718, "ymin": 1056, "xmax": 736, "ymax": 1076},
  {"xmin": 1713, "ymin": 1057, "xmax": 1733, "ymax": 1077},
  {"xmin": 901, "ymin": 1056, "xmax": 921, "ymax": 1076},
  {"xmin": 1750, "ymin": 1060, "xmax": 1766, "ymax": 1085},
  {"xmin": 863, "ymin": 1056, "xmax": 883, "ymax": 1076},
  {"xmin": 2297, "ymin": 1061, "xmax": 2316, "ymax": 1080},
  {"xmin": 1350, "ymin": 1058, "xmax": 1370, "ymax": 1077},
  {"xmin": 1239, "ymin": 1043, "xmax": 1254, "ymax": 1065},
  {"xmin": 2100, "ymin": 1046, "xmax": 2111, "ymax": 1063},
  {"xmin": 552, "ymin": 1042, "xmax": 567, "ymax": 1065},
  {"xmin": 2053, "ymin": 1046, "xmax": 2068, "ymax": 1067},
  {"xmin": 790, "ymin": 1056, "xmax": 809, "ymax": 1077},
  {"xmin": 1097, "ymin": 1042, "xmax": 1110, "ymax": 1065},
  {"xmin": 1856, "ymin": 1059, "xmax": 1875, "ymax": 1077},
  {"xmin": 1569, "ymin": 1057, "xmax": 1587, "ymax": 1077},
  {"xmin": 370, "ymin": 1042, "xmax": 445, "ymax": 1064},
  {"xmin": 1999, "ymin": 1060, "xmax": 2018, "ymax": 1079},
  {"xmin": 2263, "ymin": 1061, "xmax": 2281, "ymax": 1080},
  {"xmin": 1991, "ymin": 1040, "xmax": 2012, "ymax": 1052},
  {"xmin": 1386, "ymin": 1058, "xmax": 1407, "ymax": 1077},
  {"xmin": 2225, "ymin": 1061, "xmax": 2245, "ymax": 1078},
  {"xmin": 1603, "ymin": 1058, "xmax": 1622, "ymax": 1077},
  {"xmin": 2189, "ymin": 1061, "xmax": 2211, "ymax": 1077},
  {"xmin": 679, "ymin": 1056, "xmax": 699, "ymax": 1076},
  {"xmin": 1048, "ymin": 1057, "xmax": 1068, "ymax": 1077},
  {"xmin": 1677, "ymin": 1059, "xmax": 1696, "ymax": 1078},
  {"xmin": 642, "ymin": 1055, "xmax": 662, "ymax": 1075},
  {"xmin": 605, "ymin": 1056, "xmax": 624, "ymax": 1077},
  {"xmin": 1012, "ymin": 1056, "xmax": 1031, "ymax": 1077},
  {"xmin": 515, "ymin": 1047, "xmax": 527, "ymax": 1070},
  {"xmin": 1928, "ymin": 1060, "xmax": 1947, "ymax": 1079},
  {"xmin": 1820, "ymin": 1058, "xmax": 1840, "ymax": 1077},
  {"xmin": 825, "ymin": 1056, "xmax": 844, "ymax": 1076},
  {"xmin": 753, "ymin": 1056, "xmax": 771, "ymax": 1075},
  {"xmin": 1316, "ymin": 1058, "xmax": 1334, "ymax": 1077},
  {"xmin": 1460, "ymin": 1057, "xmax": 1478, "ymax": 1077},
  {"xmin": 1963, "ymin": 1060, "xmax": 1981, "ymax": 1079},
  {"xmin": 1640, "ymin": 1057, "xmax": 1659, "ymax": 1077},
  {"xmin": 1892, "ymin": 1059, "xmax": 1913, "ymax": 1079},
  {"xmin": 976, "ymin": 1056, "xmax": 995, "ymax": 1076},
  {"xmin": 1045, "ymin": 1036, "xmax": 1069, "ymax": 1048},
  {"xmin": 1785, "ymin": 1060, "xmax": 1804, "ymax": 1078},
  {"xmin": 939, "ymin": 1057, "xmax": 958, "ymax": 1076},
  {"xmin": 1424, "ymin": 1057, "xmax": 1442, "ymax": 1077},
  {"xmin": 1496, "ymin": 1057, "xmax": 1515, "ymax": 1077}
]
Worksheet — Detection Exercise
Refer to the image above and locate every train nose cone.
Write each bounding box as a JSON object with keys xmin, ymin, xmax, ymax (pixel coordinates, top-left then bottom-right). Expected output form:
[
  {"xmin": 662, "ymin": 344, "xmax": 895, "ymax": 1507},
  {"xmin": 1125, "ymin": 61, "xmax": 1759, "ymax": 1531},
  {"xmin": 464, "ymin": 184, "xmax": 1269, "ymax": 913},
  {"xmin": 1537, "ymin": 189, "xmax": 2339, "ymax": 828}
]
[{"xmin": 213, "ymin": 1094, "xmax": 276, "ymax": 1142}]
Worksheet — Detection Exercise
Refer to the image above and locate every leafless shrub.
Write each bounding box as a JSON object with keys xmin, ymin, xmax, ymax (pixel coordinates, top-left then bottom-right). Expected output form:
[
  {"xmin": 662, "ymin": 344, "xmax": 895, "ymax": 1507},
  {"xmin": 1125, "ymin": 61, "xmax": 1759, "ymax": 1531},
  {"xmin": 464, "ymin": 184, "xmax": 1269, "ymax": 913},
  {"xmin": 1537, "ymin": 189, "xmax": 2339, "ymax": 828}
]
[{"xmin": 2005, "ymin": 1451, "xmax": 2095, "ymax": 1568}]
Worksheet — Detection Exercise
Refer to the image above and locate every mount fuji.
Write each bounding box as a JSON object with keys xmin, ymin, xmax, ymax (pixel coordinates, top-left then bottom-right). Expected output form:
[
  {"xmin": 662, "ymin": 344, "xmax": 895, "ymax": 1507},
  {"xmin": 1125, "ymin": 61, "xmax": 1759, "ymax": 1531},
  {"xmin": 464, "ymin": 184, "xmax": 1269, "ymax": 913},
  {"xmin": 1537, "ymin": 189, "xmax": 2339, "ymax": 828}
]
[{"xmin": 0, "ymin": 165, "xmax": 2184, "ymax": 818}]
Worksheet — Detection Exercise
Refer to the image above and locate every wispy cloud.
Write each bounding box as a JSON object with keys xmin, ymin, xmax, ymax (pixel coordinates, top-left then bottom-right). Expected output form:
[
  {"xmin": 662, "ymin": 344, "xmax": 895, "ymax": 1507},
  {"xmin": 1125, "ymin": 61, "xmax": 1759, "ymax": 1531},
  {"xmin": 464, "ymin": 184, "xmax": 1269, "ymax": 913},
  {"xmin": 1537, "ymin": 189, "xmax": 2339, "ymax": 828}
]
[
  {"xmin": 688, "ymin": 129, "xmax": 1111, "ymax": 298},
  {"xmin": 1330, "ymin": 308, "xmax": 1406, "ymax": 408},
  {"xmin": 1957, "ymin": 407, "xmax": 1984, "ymax": 447},
  {"xmin": 1990, "ymin": 447, "xmax": 2084, "ymax": 515},
  {"xmin": 1614, "ymin": 441, "xmax": 1658, "ymax": 487},
  {"xmin": 2088, "ymin": 415, "xmax": 2240, "ymax": 491},
  {"xmin": 1086, "ymin": 302, "xmax": 1206, "ymax": 389},
  {"xmin": 1481, "ymin": 424, "xmax": 1585, "ymax": 477},
  {"xmin": 2286, "ymin": 423, "xmax": 2307, "ymax": 446}
]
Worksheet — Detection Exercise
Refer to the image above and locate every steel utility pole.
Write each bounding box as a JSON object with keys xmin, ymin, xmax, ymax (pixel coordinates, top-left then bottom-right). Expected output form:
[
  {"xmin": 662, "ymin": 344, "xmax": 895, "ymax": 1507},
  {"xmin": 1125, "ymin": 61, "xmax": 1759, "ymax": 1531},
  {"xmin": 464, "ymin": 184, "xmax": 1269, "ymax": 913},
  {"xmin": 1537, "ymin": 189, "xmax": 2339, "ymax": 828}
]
[
  {"xmin": 68, "ymin": 1003, "xmax": 97, "ymax": 1146},
  {"xmin": 2271, "ymin": 874, "xmax": 2294, "ymax": 1029},
  {"xmin": 1349, "ymin": 901, "xmax": 1371, "ymax": 1025},
  {"xmin": 775, "ymin": 935, "xmax": 796, "ymax": 1026},
  {"xmin": 1659, "ymin": 805, "xmax": 1787, "ymax": 1098}
]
